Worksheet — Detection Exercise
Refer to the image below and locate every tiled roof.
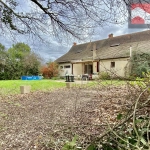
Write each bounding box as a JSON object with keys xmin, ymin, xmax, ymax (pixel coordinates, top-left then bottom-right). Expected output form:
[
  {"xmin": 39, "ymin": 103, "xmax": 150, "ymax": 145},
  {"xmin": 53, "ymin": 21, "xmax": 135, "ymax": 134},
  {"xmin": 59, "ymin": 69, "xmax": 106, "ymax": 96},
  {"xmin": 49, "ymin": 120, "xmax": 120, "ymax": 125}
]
[{"xmin": 56, "ymin": 30, "xmax": 150, "ymax": 63}]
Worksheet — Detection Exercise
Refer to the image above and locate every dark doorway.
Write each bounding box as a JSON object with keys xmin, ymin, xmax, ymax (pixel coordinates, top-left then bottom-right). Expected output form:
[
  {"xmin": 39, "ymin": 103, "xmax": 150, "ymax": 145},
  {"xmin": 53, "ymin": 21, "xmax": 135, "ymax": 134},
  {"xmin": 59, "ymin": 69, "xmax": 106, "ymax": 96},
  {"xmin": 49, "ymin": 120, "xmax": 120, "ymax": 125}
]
[
  {"xmin": 97, "ymin": 62, "xmax": 99, "ymax": 72},
  {"xmin": 84, "ymin": 64, "xmax": 93, "ymax": 74}
]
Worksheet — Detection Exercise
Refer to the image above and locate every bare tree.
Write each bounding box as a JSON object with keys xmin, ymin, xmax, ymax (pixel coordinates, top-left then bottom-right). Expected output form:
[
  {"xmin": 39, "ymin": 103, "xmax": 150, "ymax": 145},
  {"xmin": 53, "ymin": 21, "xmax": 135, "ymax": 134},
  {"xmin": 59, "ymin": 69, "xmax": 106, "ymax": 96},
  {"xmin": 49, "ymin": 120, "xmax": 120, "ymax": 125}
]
[{"xmin": 0, "ymin": 0, "xmax": 149, "ymax": 40}]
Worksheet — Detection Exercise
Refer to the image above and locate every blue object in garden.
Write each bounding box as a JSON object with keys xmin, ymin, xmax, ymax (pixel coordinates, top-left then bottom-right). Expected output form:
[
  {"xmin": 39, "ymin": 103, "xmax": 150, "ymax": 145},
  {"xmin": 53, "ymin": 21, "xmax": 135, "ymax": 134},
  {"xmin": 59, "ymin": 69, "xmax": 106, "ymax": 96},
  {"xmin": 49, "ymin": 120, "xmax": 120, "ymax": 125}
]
[{"xmin": 21, "ymin": 76, "xmax": 43, "ymax": 80}]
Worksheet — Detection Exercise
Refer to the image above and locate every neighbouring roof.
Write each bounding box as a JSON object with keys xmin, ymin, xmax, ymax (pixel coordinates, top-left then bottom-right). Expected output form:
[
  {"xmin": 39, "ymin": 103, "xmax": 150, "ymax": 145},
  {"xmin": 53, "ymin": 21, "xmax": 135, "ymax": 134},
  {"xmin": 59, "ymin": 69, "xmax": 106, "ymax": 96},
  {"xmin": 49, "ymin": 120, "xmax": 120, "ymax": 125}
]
[{"xmin": 56, "ymin": 30, "xmax": 150, "ymax": 63}]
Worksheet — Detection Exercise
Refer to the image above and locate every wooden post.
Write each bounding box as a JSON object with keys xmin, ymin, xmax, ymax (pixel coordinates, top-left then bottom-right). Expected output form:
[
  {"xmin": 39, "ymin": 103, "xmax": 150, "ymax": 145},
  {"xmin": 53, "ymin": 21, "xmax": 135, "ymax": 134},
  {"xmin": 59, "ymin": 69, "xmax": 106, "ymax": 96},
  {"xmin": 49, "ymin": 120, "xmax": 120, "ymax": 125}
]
[
  {"xmin": 20, "ymin": 85, "xmax": 31, "ymax": 94},
  {"xmin": 66, "ymin": 82, "xmax": 70, "ymax": 88}
]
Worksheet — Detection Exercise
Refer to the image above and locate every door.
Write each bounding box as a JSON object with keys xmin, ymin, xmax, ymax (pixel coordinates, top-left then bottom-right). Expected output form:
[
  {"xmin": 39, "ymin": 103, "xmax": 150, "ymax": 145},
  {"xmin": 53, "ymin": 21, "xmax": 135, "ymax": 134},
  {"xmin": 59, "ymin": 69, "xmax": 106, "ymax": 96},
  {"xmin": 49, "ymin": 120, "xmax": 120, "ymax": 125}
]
[{"xmin": 84, "ymin": 64, "xmax": 93, "ymax": 74}]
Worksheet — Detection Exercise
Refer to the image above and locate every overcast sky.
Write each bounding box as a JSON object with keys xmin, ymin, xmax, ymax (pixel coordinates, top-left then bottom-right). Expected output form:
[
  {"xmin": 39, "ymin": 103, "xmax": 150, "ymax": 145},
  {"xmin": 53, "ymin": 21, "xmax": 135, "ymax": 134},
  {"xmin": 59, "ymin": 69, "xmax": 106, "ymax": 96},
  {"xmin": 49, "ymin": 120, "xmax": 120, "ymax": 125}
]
[{"xmin": 0, "ymin": 23, "xmax": 146, "ymax": 62}]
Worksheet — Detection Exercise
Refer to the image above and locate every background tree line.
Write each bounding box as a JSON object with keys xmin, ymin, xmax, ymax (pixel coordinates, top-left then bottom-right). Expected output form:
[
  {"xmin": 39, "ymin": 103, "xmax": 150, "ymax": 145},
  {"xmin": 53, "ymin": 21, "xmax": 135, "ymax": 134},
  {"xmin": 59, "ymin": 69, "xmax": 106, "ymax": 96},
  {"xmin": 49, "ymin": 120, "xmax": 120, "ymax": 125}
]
[{"xmin": 0, "ymin": 42, "xmax": 42, "ymax": 80}]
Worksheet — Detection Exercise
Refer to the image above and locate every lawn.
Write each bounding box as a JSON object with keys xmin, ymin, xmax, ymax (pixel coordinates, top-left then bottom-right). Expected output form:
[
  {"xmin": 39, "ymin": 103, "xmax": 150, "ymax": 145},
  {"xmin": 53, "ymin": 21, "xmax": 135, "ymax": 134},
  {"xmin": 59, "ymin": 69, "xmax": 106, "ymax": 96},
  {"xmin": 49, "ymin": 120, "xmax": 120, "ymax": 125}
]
[
  {"xmin": 0, "ymin": 79, "xmax": 126, "ymax": 95},
  {"xmin": 0, "ymin": 79, "xmax": 66, "ymax": 95}
]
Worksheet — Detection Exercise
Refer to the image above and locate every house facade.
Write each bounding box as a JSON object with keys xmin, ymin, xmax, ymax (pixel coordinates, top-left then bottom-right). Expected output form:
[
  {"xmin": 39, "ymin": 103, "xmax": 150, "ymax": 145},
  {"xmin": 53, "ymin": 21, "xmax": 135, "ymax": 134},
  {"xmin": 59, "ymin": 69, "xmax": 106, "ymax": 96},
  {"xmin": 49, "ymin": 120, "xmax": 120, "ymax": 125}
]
[
  {"xmin": 59, "ymin": 62, "xmax": 72, "ymax": 76},
  {"xmin": 56, "ymin": 30, "xmax": 150, "ymax": 78}
]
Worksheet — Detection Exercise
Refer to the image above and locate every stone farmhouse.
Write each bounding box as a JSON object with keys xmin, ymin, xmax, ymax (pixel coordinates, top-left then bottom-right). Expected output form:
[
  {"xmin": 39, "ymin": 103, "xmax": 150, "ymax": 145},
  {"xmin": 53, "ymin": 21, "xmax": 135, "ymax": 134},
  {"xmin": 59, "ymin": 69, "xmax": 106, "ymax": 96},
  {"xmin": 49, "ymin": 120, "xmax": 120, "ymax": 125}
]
[{"xmin": 56, "ymin": 30, "xmax": 150, "ymax": 78}]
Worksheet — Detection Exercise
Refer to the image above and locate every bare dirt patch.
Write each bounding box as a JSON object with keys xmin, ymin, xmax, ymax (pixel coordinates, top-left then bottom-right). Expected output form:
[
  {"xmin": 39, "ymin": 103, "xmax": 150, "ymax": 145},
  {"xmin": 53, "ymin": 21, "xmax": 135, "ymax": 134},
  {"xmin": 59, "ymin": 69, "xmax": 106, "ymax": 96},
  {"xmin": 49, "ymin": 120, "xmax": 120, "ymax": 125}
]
[{"xmin": 0, "ymin": 85, "xmax": 135, "ymax": 149}]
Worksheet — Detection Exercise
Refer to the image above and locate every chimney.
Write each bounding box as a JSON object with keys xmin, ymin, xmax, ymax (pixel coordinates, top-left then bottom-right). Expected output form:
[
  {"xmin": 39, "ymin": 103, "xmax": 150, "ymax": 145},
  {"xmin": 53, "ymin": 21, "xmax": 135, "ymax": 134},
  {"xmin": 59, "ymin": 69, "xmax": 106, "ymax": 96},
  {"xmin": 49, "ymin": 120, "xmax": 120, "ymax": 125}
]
[
  {"xmin": 108, "ymin": 33, "xmax": 113, "ymax": 38},
  {"xmin": 73, "ymin": 42, "xmax": 77, "ymax": 46}
]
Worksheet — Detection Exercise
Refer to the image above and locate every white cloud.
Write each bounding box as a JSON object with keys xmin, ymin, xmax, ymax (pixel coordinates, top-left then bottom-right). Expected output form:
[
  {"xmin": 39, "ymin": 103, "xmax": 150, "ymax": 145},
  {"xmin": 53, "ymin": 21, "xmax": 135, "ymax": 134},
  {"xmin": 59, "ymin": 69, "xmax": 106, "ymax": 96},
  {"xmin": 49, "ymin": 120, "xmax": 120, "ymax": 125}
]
[{"xmin": 90, "ymin": 23, "xmax": 146, "ymax": 41}]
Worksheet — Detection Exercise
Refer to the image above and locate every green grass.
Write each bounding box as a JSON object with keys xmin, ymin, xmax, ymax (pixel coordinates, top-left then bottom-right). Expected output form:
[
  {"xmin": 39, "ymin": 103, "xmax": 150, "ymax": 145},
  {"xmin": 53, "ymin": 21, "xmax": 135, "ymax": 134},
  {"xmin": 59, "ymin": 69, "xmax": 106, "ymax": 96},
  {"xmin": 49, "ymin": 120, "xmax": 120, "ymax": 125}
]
[
  {"xmin": 0, "ymin": 79, "xmax": 66, "ymax": 95},
  {"xmin": 87, "ymin": 79, "xmax": 126, "ymax": 86},
  {"xmin": 0, "ymin": 79, "xmax": 126, "ymax": 95}
]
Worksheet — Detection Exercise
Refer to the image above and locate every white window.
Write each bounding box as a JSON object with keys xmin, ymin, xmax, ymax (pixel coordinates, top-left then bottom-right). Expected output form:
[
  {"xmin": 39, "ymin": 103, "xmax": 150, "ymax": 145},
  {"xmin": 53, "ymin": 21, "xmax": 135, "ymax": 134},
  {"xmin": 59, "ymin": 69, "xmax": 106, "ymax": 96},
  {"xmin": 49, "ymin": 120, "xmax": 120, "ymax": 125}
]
[{"xmin": 64, "ymin": 65, "xmax": 70, "ymax": 68}]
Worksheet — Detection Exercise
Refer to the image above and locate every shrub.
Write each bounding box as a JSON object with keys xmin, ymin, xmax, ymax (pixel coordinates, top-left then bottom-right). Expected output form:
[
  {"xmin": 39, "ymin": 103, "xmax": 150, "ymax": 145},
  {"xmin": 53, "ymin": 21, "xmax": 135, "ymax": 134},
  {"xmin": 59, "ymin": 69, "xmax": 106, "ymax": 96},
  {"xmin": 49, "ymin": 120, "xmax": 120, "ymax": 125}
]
[
  {"xmin": 130, "ymin": 52, "xmax": 150, "ymax": 78},
  {"xmin": 99, "ymin": 71, "xmax": 110, "ymax": 80},
  {"xmin": 40, "ymin": 62, "xmax": 59, "ymax": 79},
  {"xmin": 87, "ymin": 73, "xmax": 150, "ymax": 150}
]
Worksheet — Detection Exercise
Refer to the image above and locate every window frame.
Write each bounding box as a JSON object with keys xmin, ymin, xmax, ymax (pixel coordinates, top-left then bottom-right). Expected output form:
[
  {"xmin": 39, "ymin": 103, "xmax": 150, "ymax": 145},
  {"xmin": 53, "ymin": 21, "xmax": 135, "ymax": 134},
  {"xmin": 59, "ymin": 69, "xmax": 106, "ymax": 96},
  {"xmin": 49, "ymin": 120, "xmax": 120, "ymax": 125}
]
[
  {"xmin": 64, "ymin": 65, "xmax": 71, "ymax": 68},
  {"xmin": 60, "ymin": 66, "xmax": 63, "ymax": 69},
  {"xmin": 111, "ymin": 62, "xmax": 115, "ymax": 68}
]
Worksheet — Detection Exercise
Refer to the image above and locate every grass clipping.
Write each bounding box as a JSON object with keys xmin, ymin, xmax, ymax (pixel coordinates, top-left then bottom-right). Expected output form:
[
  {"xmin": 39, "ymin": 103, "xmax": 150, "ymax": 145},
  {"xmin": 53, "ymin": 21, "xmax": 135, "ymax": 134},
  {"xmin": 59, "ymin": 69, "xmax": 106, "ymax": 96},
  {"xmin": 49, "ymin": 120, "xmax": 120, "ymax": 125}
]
[{"xmin": 0, "ymin": 81, "xmax": 149, "ymax": 149}]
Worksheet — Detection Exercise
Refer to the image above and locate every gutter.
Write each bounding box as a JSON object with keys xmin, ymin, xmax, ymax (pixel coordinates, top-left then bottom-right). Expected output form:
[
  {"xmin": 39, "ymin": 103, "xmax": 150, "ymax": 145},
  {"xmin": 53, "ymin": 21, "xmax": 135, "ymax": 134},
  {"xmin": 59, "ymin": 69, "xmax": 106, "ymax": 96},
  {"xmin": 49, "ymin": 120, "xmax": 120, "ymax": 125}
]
[{"xmin": 98, "ymin": 56, "xmax": 129, "ymax": 60}]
